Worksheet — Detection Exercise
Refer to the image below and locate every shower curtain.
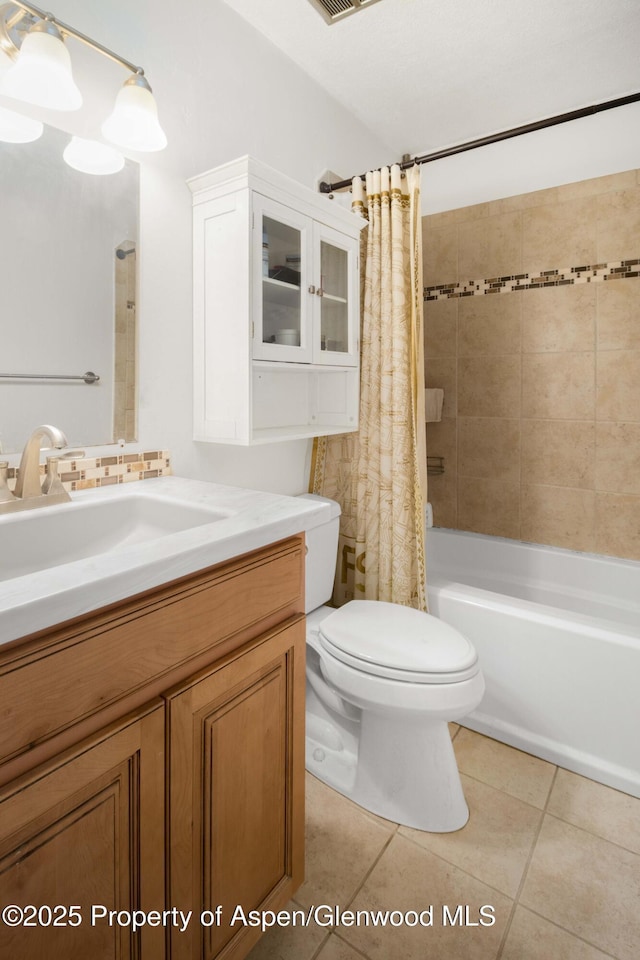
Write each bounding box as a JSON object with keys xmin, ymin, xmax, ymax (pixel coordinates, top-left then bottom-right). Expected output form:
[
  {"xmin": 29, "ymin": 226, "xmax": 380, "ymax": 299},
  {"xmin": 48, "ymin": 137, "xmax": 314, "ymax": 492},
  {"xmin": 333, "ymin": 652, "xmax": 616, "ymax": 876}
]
[{"xmin": 310, "ymin": 164, "xmax": 427, "ymax": 611}]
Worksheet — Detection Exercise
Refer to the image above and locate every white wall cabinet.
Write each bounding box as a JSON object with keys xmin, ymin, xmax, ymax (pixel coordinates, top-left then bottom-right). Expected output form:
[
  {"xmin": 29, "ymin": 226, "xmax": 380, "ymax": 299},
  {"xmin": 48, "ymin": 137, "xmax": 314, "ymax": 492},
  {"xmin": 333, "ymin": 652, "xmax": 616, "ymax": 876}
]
[{"xmin": 189, "ymin": 156, "xmax": 365, "ymax": 444}]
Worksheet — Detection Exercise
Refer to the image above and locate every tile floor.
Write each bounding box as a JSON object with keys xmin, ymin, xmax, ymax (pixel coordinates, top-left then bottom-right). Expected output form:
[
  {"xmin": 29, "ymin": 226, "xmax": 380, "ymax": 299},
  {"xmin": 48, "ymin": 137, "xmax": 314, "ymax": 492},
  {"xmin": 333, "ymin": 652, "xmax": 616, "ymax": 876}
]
[{"xmin": 248, "ymin": 725, "xmax": 640, "ymax": 960}]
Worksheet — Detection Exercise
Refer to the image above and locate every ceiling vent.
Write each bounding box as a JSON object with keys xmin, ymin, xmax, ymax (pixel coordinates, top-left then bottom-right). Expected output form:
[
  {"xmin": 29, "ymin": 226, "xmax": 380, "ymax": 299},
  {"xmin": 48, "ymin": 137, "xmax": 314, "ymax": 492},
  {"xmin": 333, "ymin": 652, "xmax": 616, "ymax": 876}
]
[{"xmin": 306, "ymin": 0, "xmax": 384, "ymax": 25}]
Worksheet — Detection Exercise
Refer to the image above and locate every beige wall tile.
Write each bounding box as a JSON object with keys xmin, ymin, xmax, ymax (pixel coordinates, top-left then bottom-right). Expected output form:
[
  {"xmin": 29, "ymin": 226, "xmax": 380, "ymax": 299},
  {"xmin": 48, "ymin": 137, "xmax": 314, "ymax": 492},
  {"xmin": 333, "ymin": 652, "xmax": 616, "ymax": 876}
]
[
  {"xmin": 521, "ymin": 484, "xmax": 596, "ymax": 551},
  {"xmin": 424, "ymin": 298, "xmax": 457, "ymax": 358},
  {"xmin": 502, "ymin": 906, "xmax": 616, "ymax": 960},
  {"xmin": 495, "ymin": 186, "xmax": 559, "ymax": 213},
  {"xmin": 596, "ymin": 350, "xmax": 640, "ymax": 421},
  {"xmin": 429, "ymin": 492, "xmax": 457, "ymax": 529},
  {"xmin": 597, "ymin": 186, "xmax": 640, "ymax": 262},
  {"xmin": 521, "ymin": 420, "xmax": 595, "ymax": 489},
  {"xmin": 521, "ymin": 816, "xmax": 640, "ymax": 960},
  {"xmin": 458, "ymin": 211, "xmax": 522, "ymax": 280},
  {"xmin": 557, "ymin": 169, "xmax": 637, "ymax": 202},
  {"xmin": 423, "ymin": 219, "xmax": 457, "ymax": 286},
  {"xmin": 426, "ymin": 420, "xmax": 457, "ymax": 528},
  {"xmin": 522, "ymin": 353, "xmax": 595, "ymax": 420},
  {"xmin": 458, "ymin": 477, "xmax": 520, "ymax": 539},
  {"xmin": 597, "ymin": 277, "xmax": 640, "ymax": 350},
  {"xmin": 521, "ymin": 283, "xmax": 596, "ymax": 353},
  {"xmin": 458, "ymin": 356, "xmax": 521, "ymax": 418},
  {"xmin": 426, "ymin": 358, "xmax": 456, "ymax": 418},
  {"xmin": 548, "ymin": 769, "xmax": 640, "ymax": 855},
  {"xmin": 426, "ymin": 419, "xmax": 457, "ymax": 471},
  {"xmin": 458, "ymin": 292, "xmax": 521, "ymax": 356},
  {"xmin": 596, "ymin": 492, "xmax": 640, "ymax": 560},
  {"xmin": 595, "ymin": 423, "xmax": 640, "ymax": 494},
  {"xmin": 458, "ymin": 417, "xmax": 520, "ymax": 482},
  {"xmin": 522, "ymin": 197, "xmax": 597, "ymax": 272}
]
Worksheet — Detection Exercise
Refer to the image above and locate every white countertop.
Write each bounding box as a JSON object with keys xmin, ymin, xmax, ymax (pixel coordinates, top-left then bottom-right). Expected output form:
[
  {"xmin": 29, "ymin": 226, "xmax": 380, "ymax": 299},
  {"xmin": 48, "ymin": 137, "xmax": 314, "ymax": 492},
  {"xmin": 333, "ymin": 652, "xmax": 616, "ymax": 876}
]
[{"xmin": 0, "ymin": 476, "xmax": 331, "ymax": 647}]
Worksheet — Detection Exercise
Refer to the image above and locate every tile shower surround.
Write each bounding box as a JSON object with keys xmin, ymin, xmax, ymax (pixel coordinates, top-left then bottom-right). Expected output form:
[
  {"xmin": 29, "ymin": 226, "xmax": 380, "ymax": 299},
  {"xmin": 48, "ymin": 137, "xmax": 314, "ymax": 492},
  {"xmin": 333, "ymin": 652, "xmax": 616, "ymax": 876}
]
[
  {"xmin": 5, "ymin": 451, "xmax": 171, "ymax": 492},
  {"xmin": 422, "ymin": 168, "xmax": 640, "ymax": 560}
]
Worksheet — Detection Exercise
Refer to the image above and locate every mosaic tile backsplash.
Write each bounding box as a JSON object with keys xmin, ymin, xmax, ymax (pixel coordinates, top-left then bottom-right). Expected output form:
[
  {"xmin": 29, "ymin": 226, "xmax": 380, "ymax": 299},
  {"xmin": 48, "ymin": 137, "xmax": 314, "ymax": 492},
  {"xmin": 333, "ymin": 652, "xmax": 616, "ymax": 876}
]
[
  {"xmin": 425, "ymin": 258, "xmax": 640, "ymax": 301},
  {"xmin": 5, "ymin": 451, "xmax": 171, "ymax": 493}
]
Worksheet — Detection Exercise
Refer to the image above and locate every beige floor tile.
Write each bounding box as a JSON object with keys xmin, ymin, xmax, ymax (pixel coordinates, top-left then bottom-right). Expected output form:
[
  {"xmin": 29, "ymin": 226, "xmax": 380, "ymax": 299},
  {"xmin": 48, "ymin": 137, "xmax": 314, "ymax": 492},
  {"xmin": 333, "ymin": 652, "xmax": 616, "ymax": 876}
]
[
  {"xmin": 316, "ymin": 933, "xmax": 370, "ymax": 959},
  {"xmin": 501, "ymin": 906, "xmax": 614, "ymax": 960},
  {"xmin": 295, "ymin": 774, "xmax": 395, "ymax": 910},
  {"xmin": 547, "ymin": 768, "xmax": 640, "ymax": 854},
  {"xmin": 246, "ymin": 900, "xmax": 327, "ymax": 960},
  {"xmin": 400, "ymin": 774, "xmax": 542, "ymax": 898},
  {"xmin": 454, "ymin": 728, "xmax": 556, "ymax": 809},
  {"xmin": 341, "ymin": 834, "xmax": 511, "ymax": 960},
  {"xmin": 520, "ymin": 815, "xmax": 640, "ymax": 960}
]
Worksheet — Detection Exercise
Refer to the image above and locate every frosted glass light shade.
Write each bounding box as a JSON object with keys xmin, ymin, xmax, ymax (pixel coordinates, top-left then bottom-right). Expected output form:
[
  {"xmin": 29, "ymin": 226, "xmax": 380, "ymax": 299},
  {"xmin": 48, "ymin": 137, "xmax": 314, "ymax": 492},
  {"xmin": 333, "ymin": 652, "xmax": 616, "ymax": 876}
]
[
  {"xmin": 63, "ymin": 137, "xmax": 125, "ymax": 175},
  {"xmin": 102, "ymin": 75, "xmax": 167, "ymax": 152},
  {"xmin": 0, "ymin": 104, "xmax": 43, "ymax": 142},
  {"xmin": 0, "ymin": 24, "xmax": 82, "ymax": 111}
]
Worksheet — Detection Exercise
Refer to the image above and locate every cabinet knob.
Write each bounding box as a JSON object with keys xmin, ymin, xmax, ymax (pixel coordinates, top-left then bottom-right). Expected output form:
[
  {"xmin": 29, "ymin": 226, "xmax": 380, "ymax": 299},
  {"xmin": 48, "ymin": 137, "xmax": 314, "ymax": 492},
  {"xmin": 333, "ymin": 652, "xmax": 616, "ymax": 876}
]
[
  {"xmin": 316, "ymin": 288, "xmax": 324, "ymax": 297},
  {"xmin": 308, "ymin": 285, "xmax": 316, "ymax": 294}
]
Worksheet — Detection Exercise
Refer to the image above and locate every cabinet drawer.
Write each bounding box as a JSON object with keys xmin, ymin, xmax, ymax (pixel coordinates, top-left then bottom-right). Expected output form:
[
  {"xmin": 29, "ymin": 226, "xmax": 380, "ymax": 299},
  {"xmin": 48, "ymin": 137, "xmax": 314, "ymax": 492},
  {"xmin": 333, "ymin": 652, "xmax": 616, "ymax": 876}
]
[{"xmin": 0, "ymin": 536, "xmax": 304, "ymax": 768}]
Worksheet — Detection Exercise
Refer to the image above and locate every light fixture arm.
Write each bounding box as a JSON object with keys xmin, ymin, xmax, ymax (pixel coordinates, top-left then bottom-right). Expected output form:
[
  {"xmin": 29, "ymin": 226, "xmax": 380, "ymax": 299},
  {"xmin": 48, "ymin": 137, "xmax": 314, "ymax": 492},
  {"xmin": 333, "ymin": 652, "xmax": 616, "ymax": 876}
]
[{"xmin": 4, "ymin": 1, "xmax": 144, "ymax": 76}]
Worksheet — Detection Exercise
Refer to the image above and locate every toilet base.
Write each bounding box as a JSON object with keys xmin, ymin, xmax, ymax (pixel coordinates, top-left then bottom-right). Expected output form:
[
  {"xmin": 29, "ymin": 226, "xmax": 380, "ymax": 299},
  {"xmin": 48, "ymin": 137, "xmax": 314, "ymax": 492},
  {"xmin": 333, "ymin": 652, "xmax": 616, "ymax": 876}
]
[
  {"xmin": 305, "ymin": 707, "xmax": 469, "ymax": 832},
  {"xmin": 352, "ymin": 711, "xmax": 469, "ymax": 832}
]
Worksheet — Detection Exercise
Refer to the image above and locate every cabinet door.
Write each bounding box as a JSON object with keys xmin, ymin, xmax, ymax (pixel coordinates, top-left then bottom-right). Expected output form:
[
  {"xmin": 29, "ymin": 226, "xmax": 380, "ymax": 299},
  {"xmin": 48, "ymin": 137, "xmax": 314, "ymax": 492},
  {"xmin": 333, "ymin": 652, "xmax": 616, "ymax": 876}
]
[
  {"xmin": 252, "ymin": 195, "xmax": 313, "ymax": 363},
  {"xmin": 0, "ymin": 703, "xmax": 165, "ymax": 960},
  {"xmin": 167, "ymin": 619, "xmax": 305, "ymax": 960},
  {"xmin": 312, "ymin": 221, "xmax": 359, "ymax": 366}
]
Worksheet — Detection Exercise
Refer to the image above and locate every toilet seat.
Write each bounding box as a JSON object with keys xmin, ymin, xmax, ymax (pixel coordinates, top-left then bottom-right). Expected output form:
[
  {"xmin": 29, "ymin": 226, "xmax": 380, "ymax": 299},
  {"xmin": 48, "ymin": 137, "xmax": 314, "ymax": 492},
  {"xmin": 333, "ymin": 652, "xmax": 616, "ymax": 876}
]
[{"xmin": 319, "ymin": 600, "xmax": 479, "ymax": 684}]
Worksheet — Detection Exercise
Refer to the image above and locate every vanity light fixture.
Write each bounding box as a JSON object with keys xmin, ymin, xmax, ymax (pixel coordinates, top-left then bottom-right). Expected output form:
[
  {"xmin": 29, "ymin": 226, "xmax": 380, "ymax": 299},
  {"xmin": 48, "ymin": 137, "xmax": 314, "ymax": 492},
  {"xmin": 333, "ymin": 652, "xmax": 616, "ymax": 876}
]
[
  {"xmin": 63, "ymin": 136, "xmax": 124, "ymax": 176},
  {"xmin": 1, "ymin": 15, "xmax": 81, "ymax": 110},
  {"xmin": 0, "ymin": 100, "xmax": 41, "ymax": 140},
  {"xmin": 0, "ymin": 0, "xmax": 167, "ymax": 151}
]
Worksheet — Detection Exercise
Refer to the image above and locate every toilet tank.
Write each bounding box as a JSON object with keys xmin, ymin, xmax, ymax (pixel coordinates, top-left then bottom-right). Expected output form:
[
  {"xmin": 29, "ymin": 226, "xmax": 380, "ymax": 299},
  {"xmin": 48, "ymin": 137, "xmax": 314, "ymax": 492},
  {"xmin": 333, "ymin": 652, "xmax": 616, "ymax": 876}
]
[{"xmin": 297, "ymin": 494, "xmax": 341, "ymax": 613}]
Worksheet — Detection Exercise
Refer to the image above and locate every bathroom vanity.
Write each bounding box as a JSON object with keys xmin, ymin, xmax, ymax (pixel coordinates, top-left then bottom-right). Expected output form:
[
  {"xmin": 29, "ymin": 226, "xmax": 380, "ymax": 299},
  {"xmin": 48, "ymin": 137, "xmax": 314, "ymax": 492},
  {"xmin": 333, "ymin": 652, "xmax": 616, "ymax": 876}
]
[{"xmin": 0, "ymin": 478, "xmax": 329, "ymax": 960}]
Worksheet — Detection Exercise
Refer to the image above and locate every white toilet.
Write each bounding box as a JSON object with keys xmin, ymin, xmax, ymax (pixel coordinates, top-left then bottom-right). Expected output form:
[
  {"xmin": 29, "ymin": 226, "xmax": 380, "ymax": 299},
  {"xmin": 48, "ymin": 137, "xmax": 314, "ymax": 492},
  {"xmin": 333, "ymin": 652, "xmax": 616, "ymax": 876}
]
[{"xmin": 301, "ymin": 494, "xmax": 485, "ymax": 832}]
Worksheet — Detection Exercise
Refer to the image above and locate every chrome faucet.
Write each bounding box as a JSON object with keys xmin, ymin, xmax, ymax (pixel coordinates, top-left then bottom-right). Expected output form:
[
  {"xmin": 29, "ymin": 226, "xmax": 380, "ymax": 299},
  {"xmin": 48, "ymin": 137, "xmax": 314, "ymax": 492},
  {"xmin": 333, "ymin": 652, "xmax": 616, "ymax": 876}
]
[{"xmin": 0, "ymin": 425, "xmax": 72, "ymax": 515}]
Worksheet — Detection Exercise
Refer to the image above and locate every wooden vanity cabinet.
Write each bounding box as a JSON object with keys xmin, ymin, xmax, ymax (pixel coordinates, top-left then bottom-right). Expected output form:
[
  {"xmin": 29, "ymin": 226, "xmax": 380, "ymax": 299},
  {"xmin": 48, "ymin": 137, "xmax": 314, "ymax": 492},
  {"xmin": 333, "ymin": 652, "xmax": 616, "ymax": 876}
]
[
  {"xmin": 0, "ymin": 535, "xmax": 306, "ymax": 960},
  {"xmin": 0, "ymin": 702, "xmax": 165, "ymax": 960}
]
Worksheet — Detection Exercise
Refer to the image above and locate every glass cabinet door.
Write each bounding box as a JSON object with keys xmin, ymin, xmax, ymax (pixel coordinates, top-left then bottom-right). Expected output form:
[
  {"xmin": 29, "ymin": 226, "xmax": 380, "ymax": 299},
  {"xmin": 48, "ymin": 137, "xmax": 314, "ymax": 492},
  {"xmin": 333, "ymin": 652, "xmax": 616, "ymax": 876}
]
[
  {"xmin": 253, "ymin": 196, "xmax": 312, "ymax": 363},
  {"xmin": 314, "ymin": 223, "xmax": 359, "ymax": 367}
]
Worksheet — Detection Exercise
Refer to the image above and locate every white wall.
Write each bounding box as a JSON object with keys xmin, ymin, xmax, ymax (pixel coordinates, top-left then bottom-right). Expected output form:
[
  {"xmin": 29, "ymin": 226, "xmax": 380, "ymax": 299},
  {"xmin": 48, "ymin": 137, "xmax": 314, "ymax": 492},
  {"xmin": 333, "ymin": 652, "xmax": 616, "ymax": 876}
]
[
  {"xmin": 4, "ymin": 0, "xmax": 389, "ymax": 494},
  {"xmin": 421, "ymin": 102, "xmax": 640, "ymax": 214}
]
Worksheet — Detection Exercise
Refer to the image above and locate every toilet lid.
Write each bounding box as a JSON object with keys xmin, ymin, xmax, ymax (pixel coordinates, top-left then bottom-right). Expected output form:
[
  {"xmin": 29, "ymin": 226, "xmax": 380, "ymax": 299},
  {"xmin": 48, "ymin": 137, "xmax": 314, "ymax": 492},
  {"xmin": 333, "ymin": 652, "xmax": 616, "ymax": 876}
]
[{"xmin": 318, "ymin": 600, "xmax": 479, "ymax": 684}]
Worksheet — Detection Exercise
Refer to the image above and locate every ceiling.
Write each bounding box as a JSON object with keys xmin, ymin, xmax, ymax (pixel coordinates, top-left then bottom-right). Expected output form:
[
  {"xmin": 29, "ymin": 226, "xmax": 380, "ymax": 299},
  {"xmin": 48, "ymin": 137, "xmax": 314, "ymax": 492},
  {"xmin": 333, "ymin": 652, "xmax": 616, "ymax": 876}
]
[{"xmin": 221, "ymin": 0, "xmax": 640, "ymax": 161}]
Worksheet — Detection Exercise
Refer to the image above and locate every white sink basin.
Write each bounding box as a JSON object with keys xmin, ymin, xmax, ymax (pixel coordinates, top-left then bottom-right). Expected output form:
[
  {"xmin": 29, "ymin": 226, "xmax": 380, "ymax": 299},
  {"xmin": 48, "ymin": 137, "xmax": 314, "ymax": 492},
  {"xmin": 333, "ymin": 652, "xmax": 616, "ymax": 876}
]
[
  {"xmin": 0, "ymin": 476, "xmax": 332, "ymax": 646},
  {"xmin": 0, "ymin": 490, "xmax": 229, "ymax": 582}
]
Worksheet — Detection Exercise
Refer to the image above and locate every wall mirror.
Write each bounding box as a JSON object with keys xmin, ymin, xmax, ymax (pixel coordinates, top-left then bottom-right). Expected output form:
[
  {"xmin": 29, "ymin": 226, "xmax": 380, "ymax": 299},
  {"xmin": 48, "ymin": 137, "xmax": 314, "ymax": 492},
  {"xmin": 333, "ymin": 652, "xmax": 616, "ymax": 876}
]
[{"xmin": 0, "ymin": 121, "xmax": 139, "ymax": 454}]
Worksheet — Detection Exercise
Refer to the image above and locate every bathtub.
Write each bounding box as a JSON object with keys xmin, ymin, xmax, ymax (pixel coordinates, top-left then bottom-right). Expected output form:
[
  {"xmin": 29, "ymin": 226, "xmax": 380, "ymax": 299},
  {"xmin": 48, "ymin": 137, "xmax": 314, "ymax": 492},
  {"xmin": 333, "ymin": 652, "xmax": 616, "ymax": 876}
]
[{"xmin": 425, "ymin": 527, "xmax": 640, "ymax": 798}]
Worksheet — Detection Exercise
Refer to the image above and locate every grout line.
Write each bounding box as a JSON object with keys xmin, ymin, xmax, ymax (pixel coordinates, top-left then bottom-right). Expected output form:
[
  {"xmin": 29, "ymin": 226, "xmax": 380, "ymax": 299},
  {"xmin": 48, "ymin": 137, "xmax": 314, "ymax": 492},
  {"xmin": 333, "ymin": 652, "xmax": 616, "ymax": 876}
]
[
  {"xmin": 514, "ymin": 905, "xmax": 621, "ymax": 960},
  {"xmin": 494, "ymin": 764, "xmax": 559, "ymax": 958},
  {"xmin": 344, "ymin": 827, "xmax": 398, "ymax": 911}
]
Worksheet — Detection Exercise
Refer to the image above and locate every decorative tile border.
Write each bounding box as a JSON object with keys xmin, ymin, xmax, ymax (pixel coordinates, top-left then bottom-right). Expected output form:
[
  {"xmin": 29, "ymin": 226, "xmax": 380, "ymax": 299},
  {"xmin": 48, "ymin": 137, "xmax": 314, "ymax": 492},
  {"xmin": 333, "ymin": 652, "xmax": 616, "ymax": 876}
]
[
  {"xmin": 6, "ymin": 450, "xmax": 171, "ymax": 493},
  {"xmin": 424, "ymin": 258, "xmax": 640, "ymax": 301}
]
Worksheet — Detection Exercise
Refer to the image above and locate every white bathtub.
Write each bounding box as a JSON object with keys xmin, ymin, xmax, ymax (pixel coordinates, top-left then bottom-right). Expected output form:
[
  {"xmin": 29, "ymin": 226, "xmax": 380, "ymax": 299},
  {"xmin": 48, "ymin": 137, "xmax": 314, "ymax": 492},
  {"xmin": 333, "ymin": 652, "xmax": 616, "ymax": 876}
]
[{"xmin": 426, "ymin": 527, "xmax": 640, "ymax": 798}]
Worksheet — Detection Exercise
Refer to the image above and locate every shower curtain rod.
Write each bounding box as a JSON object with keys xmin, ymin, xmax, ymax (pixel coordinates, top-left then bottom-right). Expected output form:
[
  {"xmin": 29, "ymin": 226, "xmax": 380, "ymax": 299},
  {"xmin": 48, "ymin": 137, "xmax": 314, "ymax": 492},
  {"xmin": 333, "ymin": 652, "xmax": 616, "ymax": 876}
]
[{"xmin": 318, "ymin": 91, "xmax": 640, "ymax": 193}]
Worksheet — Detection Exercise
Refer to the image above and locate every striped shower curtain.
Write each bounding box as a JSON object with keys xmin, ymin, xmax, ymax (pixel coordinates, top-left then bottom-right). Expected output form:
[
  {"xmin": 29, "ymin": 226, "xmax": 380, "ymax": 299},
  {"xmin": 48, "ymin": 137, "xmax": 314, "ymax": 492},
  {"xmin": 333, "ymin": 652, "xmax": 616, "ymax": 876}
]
[{"xmin": 310, "ymin": 164, "xmax": 427, "ymax": 610}]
